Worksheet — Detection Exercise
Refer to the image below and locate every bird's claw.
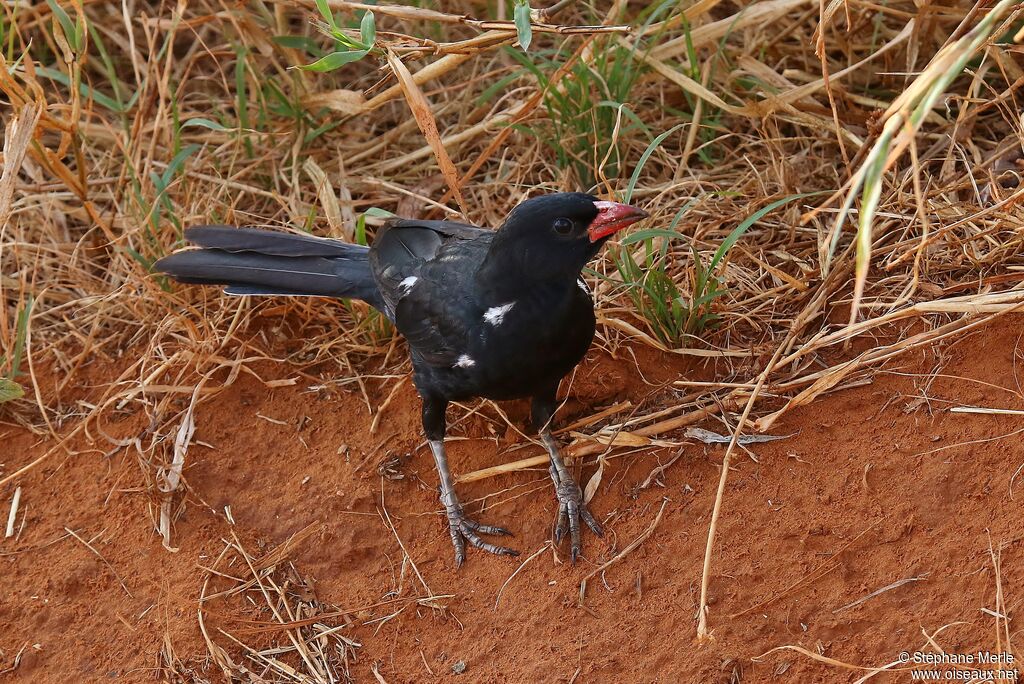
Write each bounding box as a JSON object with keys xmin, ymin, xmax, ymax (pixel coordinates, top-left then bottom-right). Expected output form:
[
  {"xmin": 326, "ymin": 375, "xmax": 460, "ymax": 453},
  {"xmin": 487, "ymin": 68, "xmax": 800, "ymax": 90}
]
[
  {"xmin": 552, "ymin": 477, "xmax": 603, "ymax": 564},
  {"xmin": 444, "ymin": 504, "xmax": 518, "ymax": 567}
]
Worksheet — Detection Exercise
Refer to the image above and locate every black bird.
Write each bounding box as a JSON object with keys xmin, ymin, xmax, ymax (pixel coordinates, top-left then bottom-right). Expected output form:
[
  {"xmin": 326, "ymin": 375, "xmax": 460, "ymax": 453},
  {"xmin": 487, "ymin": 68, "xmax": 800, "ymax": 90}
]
[{"xmin": 155, "ymin": 193, "xmax": 649, "ymax": 565}]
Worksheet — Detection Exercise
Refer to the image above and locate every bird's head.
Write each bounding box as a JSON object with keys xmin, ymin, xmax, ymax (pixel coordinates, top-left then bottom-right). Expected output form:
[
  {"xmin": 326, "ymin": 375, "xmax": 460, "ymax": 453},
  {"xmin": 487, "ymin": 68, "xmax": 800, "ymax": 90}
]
[{"xmin": 485, "ymin": 192, "xmax": 649, "ymax": 284}]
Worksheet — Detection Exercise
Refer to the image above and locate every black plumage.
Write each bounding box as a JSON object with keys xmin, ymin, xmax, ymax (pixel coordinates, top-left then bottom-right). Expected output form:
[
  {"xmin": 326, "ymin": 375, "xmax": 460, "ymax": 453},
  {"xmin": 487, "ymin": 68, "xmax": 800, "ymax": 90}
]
[
  {"xmin": 155, "ymin": 226, "xmax": 383, "ymax": 304},
  {"xmin": 155, "ymin": 192, "xmax": 649, "ymax": 565}
]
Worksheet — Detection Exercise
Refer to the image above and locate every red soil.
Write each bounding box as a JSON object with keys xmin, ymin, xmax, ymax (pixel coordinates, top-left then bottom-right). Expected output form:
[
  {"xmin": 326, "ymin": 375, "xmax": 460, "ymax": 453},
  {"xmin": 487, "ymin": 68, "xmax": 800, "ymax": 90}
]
[{"xmin": 3, "ymin": 316, "xmax": 1024, "ymax": 682}]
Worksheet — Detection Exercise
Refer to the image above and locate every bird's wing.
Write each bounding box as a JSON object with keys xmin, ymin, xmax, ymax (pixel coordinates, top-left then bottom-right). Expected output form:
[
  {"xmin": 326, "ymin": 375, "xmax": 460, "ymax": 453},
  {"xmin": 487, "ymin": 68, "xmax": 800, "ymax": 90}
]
[
  {"xmin": 383, "ymin": 217, "xmax": 489, "ymax": 241},
  {"xmin": 368, "ymin": 218, "xmax": 492, "ymax": 366},
  {"xmin": 368, "ymin": 218, "xmax": 490, "ymax": 314}
]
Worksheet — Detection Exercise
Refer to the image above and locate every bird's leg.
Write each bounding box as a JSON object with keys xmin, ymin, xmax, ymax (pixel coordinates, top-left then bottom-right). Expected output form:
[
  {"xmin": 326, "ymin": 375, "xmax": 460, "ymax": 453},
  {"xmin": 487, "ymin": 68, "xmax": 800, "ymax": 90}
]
[
  {"xmin": 422, "ymin": 397, "xmax": 517, "ymax": 567},
  {"xmin": 531, "ymin": 391, "xmax": 603, "ymax": 563}
]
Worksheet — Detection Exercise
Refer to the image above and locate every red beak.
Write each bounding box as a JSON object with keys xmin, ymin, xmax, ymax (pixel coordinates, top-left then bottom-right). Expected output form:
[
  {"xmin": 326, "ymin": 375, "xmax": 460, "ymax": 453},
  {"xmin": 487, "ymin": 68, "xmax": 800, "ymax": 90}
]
[{"xmin": 588, "ymin": 201, "xmax": 650, "ymax": 242}]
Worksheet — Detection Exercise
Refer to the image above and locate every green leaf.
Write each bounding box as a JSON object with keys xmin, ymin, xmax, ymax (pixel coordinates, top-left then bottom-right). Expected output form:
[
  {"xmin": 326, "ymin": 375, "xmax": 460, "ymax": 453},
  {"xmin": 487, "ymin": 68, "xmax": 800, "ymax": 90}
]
[
  {"xmin": 0, "ymin": 378, "xmax": 24, "ymax": 403},
  {"xmin": 125, "ymin": 247, "xmax": 154, "ymax": 271},
  {"xmin": 360, "ymin": 10, "xmax": 376, "ymax": 48},
  {"xmin": 35, "ymin": 66, "xmax": 124, "ymax": 113},
  {"xmin": 180, "ymin": 117, "xmax": 228, "ymax": 131},
  {"xmin": 667, "ymin": 200, "xmax": 697, "ymax": 232},
  {"xmin": 315, "ymin": 0, "xmax": 337, "ymax": 29},
  {"xmin": 46, "ymin": 0, "xmax": 79, "ymax": 52},
  {"xmin": 303, "ymin": 119, "xmax": 345, "ymax": 145},
  {"xmin": 355, "ymin": 214, "xmax": 368, "ymax": 246},
  {"xmin": 356, "ymin": 208, "xmax": 397, "ymax": 246},
  {"xmin": 691, "ymin": 287, "xmax": 725, "ymax": 308},
  {"xmin": 161, "ymin": 144, "xmax": 200, "ymax": 186},
  {"xmin": 8, "ymin": 296, "xmax": 32, "ymax": 381},
  {"xmin": 300, "ymin": 49, "xmax": 369, "ymax": 72},
  {"xmin": 514, "ymin": 1, "xmax": 533, "ymax": 51},
  {"xmin": 125, "ymin": 88, "xmax": 141, "ymax": 110}
]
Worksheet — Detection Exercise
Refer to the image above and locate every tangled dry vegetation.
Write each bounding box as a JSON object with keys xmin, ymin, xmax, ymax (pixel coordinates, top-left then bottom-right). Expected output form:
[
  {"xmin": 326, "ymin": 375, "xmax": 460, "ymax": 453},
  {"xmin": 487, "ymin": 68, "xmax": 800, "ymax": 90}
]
[{"xmin": 2, "ymin": 0, "xmax": 1024, "ymax": 677}]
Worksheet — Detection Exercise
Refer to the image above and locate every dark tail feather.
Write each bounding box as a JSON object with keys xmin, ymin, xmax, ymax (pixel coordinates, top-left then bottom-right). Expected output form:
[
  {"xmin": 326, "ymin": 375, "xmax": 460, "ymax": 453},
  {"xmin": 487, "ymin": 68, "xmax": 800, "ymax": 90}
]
[
  {"xmin": 154, "ymin": 226, "xmax": 384, "ymax": 311},
  {"xmin": 183, "ymin": 225, "xmax": 359, "ymax": 257}
]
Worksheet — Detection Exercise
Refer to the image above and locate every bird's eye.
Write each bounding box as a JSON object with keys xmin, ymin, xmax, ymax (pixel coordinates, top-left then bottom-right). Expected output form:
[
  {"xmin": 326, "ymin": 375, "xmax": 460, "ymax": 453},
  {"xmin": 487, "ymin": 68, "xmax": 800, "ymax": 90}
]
[{"xmin": 552, "ymin": 218, "xmax": 574, "ymax": 235}]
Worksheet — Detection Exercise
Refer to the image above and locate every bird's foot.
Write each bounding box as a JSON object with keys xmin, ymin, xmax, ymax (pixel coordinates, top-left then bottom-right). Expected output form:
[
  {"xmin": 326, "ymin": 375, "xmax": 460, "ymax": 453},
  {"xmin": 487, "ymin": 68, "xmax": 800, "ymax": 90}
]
[
  {"xmin": 429, "ymin": 437, "xmax": 518, "ymax": 567},
  {"xmin": 551, "ymin": 474, "xmax": 603, "ymax": 564},
  {"xmin": 442, "ymin": 501, "xmax": 518, "ymax": 568},
  {"xmin": 541, "ymin": 429, "xmax": 602, "ymax": 563}
]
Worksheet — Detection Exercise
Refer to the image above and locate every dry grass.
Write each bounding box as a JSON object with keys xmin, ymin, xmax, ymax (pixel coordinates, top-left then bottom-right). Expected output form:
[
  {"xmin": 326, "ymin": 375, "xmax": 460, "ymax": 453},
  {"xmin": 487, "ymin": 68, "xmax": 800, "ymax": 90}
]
[
  {"xmin": 2, "ymin": 0, "xmax": 1024, "ymax": 671},
  {"xmin": 752, "ymin": 535, "xmax": 1015, "ymax": 681},
  {"xmin": 189, "ymin": 525, "xmax": 363, "ymax": 683}
]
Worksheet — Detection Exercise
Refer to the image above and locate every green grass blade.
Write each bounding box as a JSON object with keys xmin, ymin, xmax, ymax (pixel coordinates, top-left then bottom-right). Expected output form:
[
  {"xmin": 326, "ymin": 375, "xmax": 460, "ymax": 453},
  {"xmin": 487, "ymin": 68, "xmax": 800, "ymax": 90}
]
[
  {"xmin": 160, "ymin": 144, "xmax": 200, "ymax": 186},
  {"xmin": 35, "ymin": 66, "xmax": 124, "ymax": 112},
  {"xmin": 625, "ymin": 123, "xmax": 686, "ymax": 203},
  {"xmin": 234, "ymin": 46, "xmax": 253, "ymax": 156},
  {"xmin": 7, "ymin": 295, "xmax": 32, "ymax": 380},
  {"xmin": 619, "ymin": 229, "xmax": 686, "ymax": 246},
  {"xmin": 46, "ymin": 0, "xmax": 79, "ymax": 52},
  {"xmin": 709, "ymin": 191, "xmax": 826, "ymax": 271}
]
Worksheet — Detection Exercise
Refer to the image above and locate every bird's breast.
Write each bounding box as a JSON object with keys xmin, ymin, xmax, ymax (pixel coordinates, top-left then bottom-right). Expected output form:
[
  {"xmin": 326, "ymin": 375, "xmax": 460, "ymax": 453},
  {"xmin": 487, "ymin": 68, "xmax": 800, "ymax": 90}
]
[
  {"xmin": 462, "ymin": 285, "xmax": 596, "ymax": 399},
  {"xmin": 408, "ymin": 282, "xmax": 596, "ymax": 402}
]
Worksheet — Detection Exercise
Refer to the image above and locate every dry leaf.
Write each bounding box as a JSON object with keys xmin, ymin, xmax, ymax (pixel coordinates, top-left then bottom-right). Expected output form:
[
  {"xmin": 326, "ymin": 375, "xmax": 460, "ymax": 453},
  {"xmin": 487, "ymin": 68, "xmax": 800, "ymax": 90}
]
[
  {"xmin": 583, "ymin": 455, "xmax": 606, "ymax": 504},
  {"xmin": 303, "ymin": 158, "xmax": 345, "ymax": 239},
  {"xmin": 0, "ymin": 103, "xmax": 42, "ymax": 230},
  {"xmin": 576, "ymin": 429, "xmax": 678, "ymax": 448},
  {"xmin": 385, "ymin": 50, "xmax": 468, "ymax": 218},
  {"xmin": 157, "ymin": 383, "xmax": 202, "ymax": 552},
  {"xmin": 302, "ymin": 88, "xmax": 366, "ymax": 115}
]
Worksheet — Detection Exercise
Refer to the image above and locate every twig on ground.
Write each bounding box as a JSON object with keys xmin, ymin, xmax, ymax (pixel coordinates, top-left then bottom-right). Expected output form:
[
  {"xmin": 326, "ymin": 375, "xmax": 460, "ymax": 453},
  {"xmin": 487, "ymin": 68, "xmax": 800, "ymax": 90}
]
[
  {"xmin": 832, "ymin": 575, "xmax": 928, "ymax": 613},
  {"xmin": 64, "ymin": 527, "xmax": 133, "ymax": 598},
  {"xmin": 5, "ymin": 487, "xmax": 21, "ymax": 539},
  {"xmin": 494, "ymin": 541, "xmax": 551, "ymax": 611},
  {"xmin": 579, "ymin": 498, "xmax": 668, "ymax": 604}
]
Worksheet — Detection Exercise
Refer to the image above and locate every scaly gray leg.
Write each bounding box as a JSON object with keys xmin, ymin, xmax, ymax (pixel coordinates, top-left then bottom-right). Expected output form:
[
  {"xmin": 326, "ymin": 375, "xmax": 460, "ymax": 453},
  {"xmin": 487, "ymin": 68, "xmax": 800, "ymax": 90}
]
[
  {"xmin": 428, "ymin": 440, "xmax": 518, "ymax": 566},
  {"xmin": 532, "ymin": 388, "xmax": 603, "ymax": 563},
  {"xmin": 422, "ymin": 397, "xmax": 517, "ymax": 567}
]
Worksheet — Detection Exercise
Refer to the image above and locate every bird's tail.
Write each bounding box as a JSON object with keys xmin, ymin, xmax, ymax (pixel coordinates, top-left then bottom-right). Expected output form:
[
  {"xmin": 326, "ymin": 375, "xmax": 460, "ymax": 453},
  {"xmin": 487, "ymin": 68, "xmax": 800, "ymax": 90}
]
[{"xmin": 154, "ymin": 226, "xmax": 384, "ymax": 310}]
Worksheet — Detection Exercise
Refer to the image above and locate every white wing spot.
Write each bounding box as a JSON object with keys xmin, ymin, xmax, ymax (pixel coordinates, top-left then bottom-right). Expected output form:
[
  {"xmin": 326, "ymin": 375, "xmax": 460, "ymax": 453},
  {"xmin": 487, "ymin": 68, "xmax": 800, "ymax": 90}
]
[
  {"xmin": 577, "ymin": 278, "xmax": 591, "ymax": 294},
  {"xmin": 399, "ymin": 276, "xmax": 418, "ymax": 295},
  {"xmin": 455, "ymin": 354, "xmax": 476, "ymax": 368},
  {"xmin": 483, "ymin": 302, "xmax": 516, "ymax": 326}
]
